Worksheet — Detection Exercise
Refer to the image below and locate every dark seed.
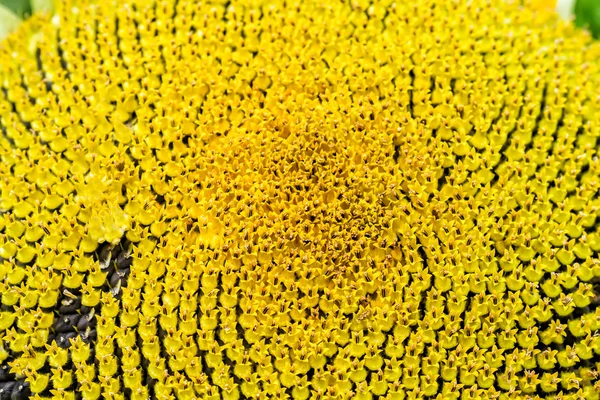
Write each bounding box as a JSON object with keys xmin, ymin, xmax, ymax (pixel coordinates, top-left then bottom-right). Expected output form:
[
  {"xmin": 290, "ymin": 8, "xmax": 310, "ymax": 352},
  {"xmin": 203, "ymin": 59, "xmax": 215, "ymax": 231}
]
[
  {"xmin": 54, "ymin": 314, "xmax": 82, "ymax": 333},
  {"xmin": 157, "ymin": 327, "xmax": 167, "ymax": 340},
  {"xmin": 98, "ymin": 243, "xmax": 113, "ymax": 264},
  {"xmin": 0, "ymin": 382, "xmax": 14, "ymax": 400},
  {"xmin": 80, "ymin": 305, "xmax": 93, "ymax": 315},
  {"xmin": 100, "ymin": 260, "xmax": 113, "ymax": 272},
  {"xmin": 116, "ymin": 251, "xmax": 132, "ymax": 270},
  {"xmin": 58, "ymin": 297, "xmax": 81, "ymax": 314},
  {"xmin": 121, "ymin": 239, "xmax": 131, "ymax": 250},
  {"xmin": 0, "ymin": 366, "xmax": 11, "ymax": 382},
  {"xmin": 77, "ymin": 313, "xmax": 96, "ymax": 331},
  {"xmin": 146, "ymin": 377, "xmax": 157, "ymax": 391},
  {"xmin": 110, "ymin": 268, "xmax": 130, "ymax": 288},
  {"xmin": 10, "ymin": 381, "xmax": 30, "ymax": 400},
  {"xmin": 56, "ymin": 332, "xmax": 78, "ymax": 349},
  {"xmin": 111, "ymin": 245, "xmax": 121, "ymax": 259},
  {"xmin": 74, "ymin": 388, "xmax": 83, "ymax": 400},
  {"xmin": 81, "ymin": 329, "xmax": 97, "ymax": 344}
]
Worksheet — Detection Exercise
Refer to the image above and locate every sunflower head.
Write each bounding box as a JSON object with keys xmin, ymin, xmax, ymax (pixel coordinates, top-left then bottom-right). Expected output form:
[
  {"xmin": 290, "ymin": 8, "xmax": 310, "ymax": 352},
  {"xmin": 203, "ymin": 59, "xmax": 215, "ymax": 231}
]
[{"xmin": 0, "ymin": 0, "xmax": 599, "ymax": 399}]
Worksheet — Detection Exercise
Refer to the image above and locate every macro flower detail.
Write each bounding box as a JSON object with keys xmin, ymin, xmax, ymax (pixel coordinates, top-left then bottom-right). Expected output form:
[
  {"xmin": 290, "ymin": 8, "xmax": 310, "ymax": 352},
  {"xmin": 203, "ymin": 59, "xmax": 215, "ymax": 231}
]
[{"xmin": 0, "ymin": 0, "xmax": 599, "ymax": 399}]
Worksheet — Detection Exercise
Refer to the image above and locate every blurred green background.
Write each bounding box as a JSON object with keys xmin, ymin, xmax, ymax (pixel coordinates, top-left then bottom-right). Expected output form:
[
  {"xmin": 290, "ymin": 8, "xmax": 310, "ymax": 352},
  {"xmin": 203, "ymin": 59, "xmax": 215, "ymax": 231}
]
[
  {"xmin": 574, "ymin": 0, "xmax": 600, "ymax": 38},
  {"xmin": 2, "ymin": 0, "xmax": 31, "ymax": 16},
  {"xmin": 1, "ymin": 0, "xmax": 53, "ymax": 17},
  {"xmin": 0, "ymin": 0, "xmax": 598, "ymax": 38},
  {"xmin": 0, "ymin": 0, "xmax": 52, "ymax": 39}
]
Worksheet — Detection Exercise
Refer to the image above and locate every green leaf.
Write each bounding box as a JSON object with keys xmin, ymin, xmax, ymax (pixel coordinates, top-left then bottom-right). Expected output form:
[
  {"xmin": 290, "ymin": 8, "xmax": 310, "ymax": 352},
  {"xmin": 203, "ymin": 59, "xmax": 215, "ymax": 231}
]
[
  {"xmin": 0, "ymin": 3, "xmax": 22, "ymax": 40},
  {"xmin": 30, "ymin": 0, "xmax": 52, "ymax": 14}
]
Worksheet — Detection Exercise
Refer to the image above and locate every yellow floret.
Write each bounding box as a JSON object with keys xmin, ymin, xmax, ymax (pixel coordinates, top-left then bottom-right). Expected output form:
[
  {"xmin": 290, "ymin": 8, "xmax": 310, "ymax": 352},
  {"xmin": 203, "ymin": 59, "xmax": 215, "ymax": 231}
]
[{"xmin": 0, "ymin": 0, "xmax": 599, "ymax": 399}]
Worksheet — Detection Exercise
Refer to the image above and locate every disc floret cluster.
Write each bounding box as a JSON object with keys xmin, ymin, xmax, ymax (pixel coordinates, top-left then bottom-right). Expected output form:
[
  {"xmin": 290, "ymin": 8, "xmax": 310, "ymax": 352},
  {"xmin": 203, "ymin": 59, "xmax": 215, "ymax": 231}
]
[{"xmin": 0, "ymin": 0, "xmax": 600, "ymax": 399}]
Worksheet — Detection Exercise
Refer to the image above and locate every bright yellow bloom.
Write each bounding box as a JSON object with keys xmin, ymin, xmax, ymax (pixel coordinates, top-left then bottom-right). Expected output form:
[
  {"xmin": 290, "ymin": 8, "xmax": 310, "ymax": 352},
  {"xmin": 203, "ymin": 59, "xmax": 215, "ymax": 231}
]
[
  {"xmin": 530, "ymin": 0, "xmax": 558, "ymax": 11},
  {"xmin": 0, "ymin": 0, "xmax": 599, "ymax": 398}
]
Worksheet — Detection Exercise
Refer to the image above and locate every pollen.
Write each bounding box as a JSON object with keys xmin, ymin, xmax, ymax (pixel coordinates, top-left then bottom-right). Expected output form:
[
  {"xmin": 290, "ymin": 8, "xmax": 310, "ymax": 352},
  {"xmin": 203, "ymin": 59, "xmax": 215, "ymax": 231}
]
[{"xmin": 0, "ymin": 0, "xmax": 599, "ymax": 399}]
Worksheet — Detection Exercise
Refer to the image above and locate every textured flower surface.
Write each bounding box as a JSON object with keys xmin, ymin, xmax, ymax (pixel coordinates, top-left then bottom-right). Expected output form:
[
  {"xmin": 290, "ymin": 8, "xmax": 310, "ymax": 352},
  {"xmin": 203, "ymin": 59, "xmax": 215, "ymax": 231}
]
[{"xmin": 0, "ymin": 0, "xmax": 600, "ymax": 399}]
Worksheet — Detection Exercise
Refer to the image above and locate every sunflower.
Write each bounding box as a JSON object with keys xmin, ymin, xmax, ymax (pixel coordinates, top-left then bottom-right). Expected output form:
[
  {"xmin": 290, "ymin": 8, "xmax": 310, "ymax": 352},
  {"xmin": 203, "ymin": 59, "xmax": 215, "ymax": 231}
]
[{"xmin": 0, "ymin": 0, "xmax": 600, "ymax": 399}]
